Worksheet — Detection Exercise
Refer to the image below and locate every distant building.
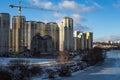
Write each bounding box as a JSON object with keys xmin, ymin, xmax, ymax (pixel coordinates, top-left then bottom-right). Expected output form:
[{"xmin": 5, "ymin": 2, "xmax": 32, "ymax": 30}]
[
  {"xmin": 11, "ymin": 16, "xmax": 26, "ymax": 53},
  {"xmin": 73, "ymin": 31, "xmax": 77, "ymax": 51},
  {"xmin": 74, "ymin": 32, "xmax": 85, "ymax": 50},
  {"xmin": 73, "ymin": 31, "xmax": 81, "ymax": 51},
  {"xmin": 73, "ymin": 31, "xmax": 93, "ymax": 50},
  {"xmin": 10, "ymin": 29, "xmax": 12, "ymax": 51},
  {"xmin": 0, "ymin": 13, "xmax": 10, "ymax": 53},
  {"xmin": 85, "ymin": 32, "xmax": 93, "ymax": 49},
  {"xmin": 59, "ymin": 17, "xmax": 74, "ymax": 51},
  {"xmin": 77, "ymin": 33, "xmax": 86, "ymax": 50},
  {"xmin": 31, "ymin": 34, "xmax": 53, "ymax": 53},
  {"xmin": 46, "ymin": 22, "xmax": 59, "ymax": 51}
]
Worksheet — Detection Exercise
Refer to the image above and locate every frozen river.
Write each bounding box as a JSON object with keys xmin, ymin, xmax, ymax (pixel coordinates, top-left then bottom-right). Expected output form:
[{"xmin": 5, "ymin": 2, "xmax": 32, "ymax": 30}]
[{"xmin": 63, "ymin": 50, "xmax": 120, "ymax": 80}]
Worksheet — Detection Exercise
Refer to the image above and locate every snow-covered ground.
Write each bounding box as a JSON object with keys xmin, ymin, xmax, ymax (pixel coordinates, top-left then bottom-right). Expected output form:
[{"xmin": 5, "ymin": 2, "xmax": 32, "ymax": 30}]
[
  {"xmin": 1, "ymin": 50, "xmax": 120, "ymax": 80},
  {"xmin": 0, "ymin": 58, "xmax": 56, "ymax": 66},
  {"xmin": 62, "ymin": 50, "xmax": 120, "ymax": 80}
]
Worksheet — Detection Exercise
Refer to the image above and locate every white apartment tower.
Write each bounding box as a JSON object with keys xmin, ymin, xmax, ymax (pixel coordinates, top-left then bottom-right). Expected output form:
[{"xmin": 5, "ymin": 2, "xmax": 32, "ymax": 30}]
[{"xmin": 59, "ymin": 17, "xmax": 74, "ymax": 51}]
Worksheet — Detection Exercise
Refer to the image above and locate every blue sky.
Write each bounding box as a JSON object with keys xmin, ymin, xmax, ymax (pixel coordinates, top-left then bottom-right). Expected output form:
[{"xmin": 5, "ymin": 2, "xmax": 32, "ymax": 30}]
[{"xmin": 0, "ymin": 0, "xmax": 120, "ymax": 41}]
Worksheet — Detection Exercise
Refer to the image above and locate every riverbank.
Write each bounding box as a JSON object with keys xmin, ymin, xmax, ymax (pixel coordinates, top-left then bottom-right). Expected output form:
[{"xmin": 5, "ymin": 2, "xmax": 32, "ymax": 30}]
[
  {"xmin": 0, "ymin": 47, "xmax": 105, "ymax": 80},
  {"xmin": 62, "ymin": 50, "xmax": 120, "ymax": 80}
]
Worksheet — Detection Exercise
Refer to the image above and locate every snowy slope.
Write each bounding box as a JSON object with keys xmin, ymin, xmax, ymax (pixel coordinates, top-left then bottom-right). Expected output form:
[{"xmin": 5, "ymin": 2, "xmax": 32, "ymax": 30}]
[{"xmin": 0, "ymin": 58, "xmax": 56, "ymax": 66}]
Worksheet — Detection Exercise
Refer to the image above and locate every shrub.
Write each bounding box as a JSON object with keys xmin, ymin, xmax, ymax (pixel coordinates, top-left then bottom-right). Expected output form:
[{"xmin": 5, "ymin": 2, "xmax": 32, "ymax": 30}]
[
  {"xmin": 29, "ymin": 66, "xmax": 42, "ymax": 76},
  {"xmin": 82, "ymin": 47, "xmax": 104, "ymax": 66},
  {"xmin": 0, "ymin": 69, "xmax": 12, "ymax": 80},
  {"xmin": 46, "ymin": 69, "xmax": 56, "ymax": 79},
  {"xmin": 59, "ymin": 65, "xmax": 71, "ymax": 77},
  {"xmin": 8, "ymin": 59, "xmax": 43, "ymax": 80}
]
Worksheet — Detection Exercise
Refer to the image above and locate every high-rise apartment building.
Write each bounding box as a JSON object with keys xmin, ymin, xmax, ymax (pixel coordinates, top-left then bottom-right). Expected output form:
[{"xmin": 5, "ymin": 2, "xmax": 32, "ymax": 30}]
[
  {"xmin": 59, "ymin": 17, "xmax": 74, "ymax": 51},
  {"xmin": 73, "ymin": 31, "xmax": 81, "ymax": 51},
  {"xmin": 23, "ymin": 21, "xmax": 37, "ymax": 50},
  {"xmin": 0, "ymin": 13, "xmax": 10, "ymax": 53},
  {"xmin": 11, "ymin": 16, "xmax": 26, "ymax": 53},
  {"xmin": 77, "ymin": 32, "xmax": 86, "ymax": 50},
  {"xmin": 23, "ymin": 21, "xmax": 46, "ymax": 50},
  {"xmin": 46, "ymin": 22, "xmax": 59, "ymax": 51},
  {"xmin": 85, "ymin": 32, "xmax": 93, "ymax": 49},
  {"xmin": 73, "ymin": 31, "xmax": 93, "ymax": 50}
]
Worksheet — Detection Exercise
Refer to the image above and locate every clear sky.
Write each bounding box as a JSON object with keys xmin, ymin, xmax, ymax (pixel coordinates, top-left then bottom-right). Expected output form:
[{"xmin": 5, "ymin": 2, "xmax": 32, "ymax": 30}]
[{"xmin": 0, "ymin": 0, "xmax": 120, "ymax": 41}]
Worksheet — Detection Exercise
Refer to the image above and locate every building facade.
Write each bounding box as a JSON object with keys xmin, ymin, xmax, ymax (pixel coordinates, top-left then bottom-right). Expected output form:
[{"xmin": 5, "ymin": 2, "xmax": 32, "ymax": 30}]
[
  {"xmin": 0, "ymin": 13, "xmax": 10, "ymax": 53},
  {"xmin": 37, "ymin": 22, "xmax": 46, "ymax": 36},
  {"xmin": 31, "ymin": 34, "xmax": 53, "ymax": 53},
  {"xmin": 46, "ymin": 22, "xmax": 59, "ymax": 51},
  {"xmin": 23, "ymin": 21, "xmax": 36, "ymax": 50},
  {"xmin": 59, "ymin": 17, "xmax": 74, "ymax": 51},
  {"xmin": 23, "ymin": 21, "xmax": 46, "ymax": 50}
]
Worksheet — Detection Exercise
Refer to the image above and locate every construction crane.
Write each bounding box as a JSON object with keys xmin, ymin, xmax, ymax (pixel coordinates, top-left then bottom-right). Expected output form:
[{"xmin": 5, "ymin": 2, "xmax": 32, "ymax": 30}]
[{"xmin": 9, "ymin": 1, "xmax": 58, "ymax": 16}]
